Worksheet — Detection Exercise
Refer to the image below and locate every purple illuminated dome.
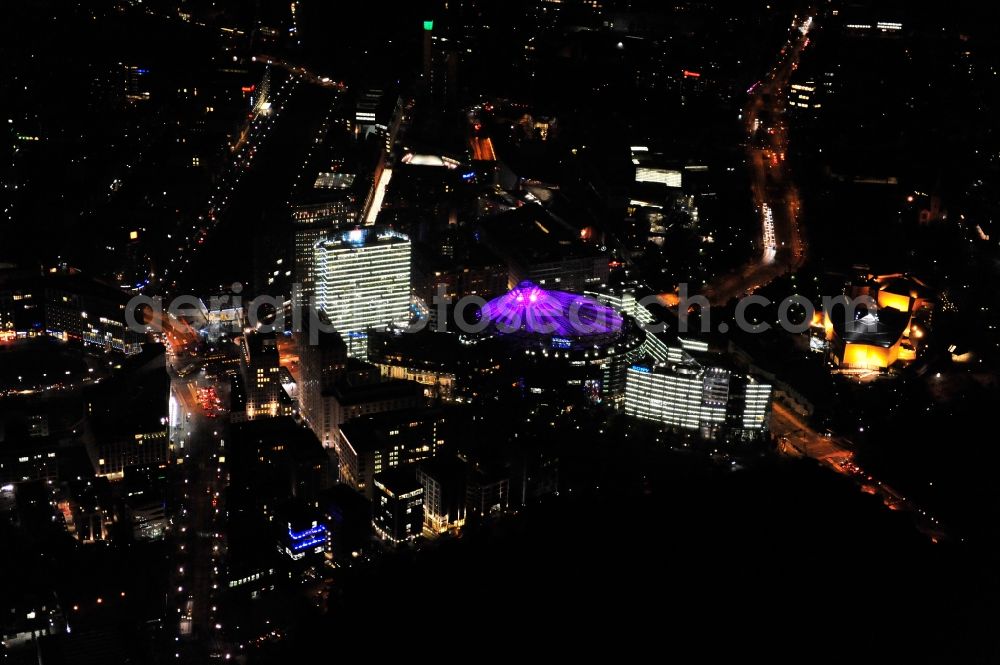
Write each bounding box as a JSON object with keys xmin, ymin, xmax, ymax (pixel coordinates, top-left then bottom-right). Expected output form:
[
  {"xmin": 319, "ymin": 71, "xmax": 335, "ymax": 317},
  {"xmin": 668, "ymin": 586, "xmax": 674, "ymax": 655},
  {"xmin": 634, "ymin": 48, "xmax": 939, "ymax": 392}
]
[{"xmin": 479, "ymin": 282, "xmax": 623, "ymax": 338}]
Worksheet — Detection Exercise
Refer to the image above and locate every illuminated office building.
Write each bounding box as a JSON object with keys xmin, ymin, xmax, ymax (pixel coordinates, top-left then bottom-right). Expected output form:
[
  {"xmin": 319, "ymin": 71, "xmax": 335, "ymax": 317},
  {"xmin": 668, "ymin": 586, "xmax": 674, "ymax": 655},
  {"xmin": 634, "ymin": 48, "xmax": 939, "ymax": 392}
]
[
  {"xmin": 631, "ymin": 146, "xmax": 683, "ymax": 188},
  {"xmin": 238, "ymin": 332, "xmax": 292, "ymax": 420},
  {"xmin": 585, "ymin": 286, "xmax": 676, "ymax": 364},
  {"xmin": 466, "ymin": 465, "xmax": 510, "ymax": 522},
  {"xmin": 310, "ymin": 376, "xmax": 425, "ymax": 450},
  {"xmin": 280, "ymin": 520, "xmax": 329, "ymax": 561},
  {"xmin": 417, "ymin": 456, "xmax": 468, "ymax": 535},
  {"xmin": 732, "ymin": 377, "xmax": 772, "ymax": 434},
  {"xmin": 291, "ymin": 200, "xmax": 358, "ymax": 311},
  {"xmin": 315, "ymin": 227, "xmax": 411, "ymax": 356},
  {"xmin": 372, "ymin": 466, "xmax": 424, "ymax": 544},
  {"xmin": 0, "ymin": 268, "xmax": 144, "ymax": 354},
  {"xmin": 624, "ymin": 347, "xmax": 772, "ymax": 443},
  {"xmin": 336, "ymin": 409, "xmax": 443, "ymax": 498},
  {"xmin": 789, "ymin": 81, "xmax": 822, "ymax": 110},
  {"xmin": 296, "ymin": 320, "xmax": 348, "ymax": 438}
]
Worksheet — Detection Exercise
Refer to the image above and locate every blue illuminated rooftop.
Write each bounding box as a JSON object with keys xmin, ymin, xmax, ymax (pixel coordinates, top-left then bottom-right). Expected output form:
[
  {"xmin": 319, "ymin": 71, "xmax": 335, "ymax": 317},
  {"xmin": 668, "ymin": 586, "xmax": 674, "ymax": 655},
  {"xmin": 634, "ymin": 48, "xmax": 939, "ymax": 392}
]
[{"xmin": 318, "ymin": 226, "xmax": 410, "ymax": 250}]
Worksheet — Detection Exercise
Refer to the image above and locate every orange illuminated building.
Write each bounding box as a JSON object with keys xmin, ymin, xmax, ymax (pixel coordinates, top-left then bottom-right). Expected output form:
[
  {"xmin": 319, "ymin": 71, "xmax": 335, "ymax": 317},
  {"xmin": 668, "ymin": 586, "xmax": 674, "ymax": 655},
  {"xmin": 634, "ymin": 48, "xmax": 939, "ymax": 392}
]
[
  {"xmin": 840, "ymin": 333, "xmax": 900, "ymax": 369},
  {"xmin": 824, "ymin": 273, "xmax": 933, "ymax": 372}
]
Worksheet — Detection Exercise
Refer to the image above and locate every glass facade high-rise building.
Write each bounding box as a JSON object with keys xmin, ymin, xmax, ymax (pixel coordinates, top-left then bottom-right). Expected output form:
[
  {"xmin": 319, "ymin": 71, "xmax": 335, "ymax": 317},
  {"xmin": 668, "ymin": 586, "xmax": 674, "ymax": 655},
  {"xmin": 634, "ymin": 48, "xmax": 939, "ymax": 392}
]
[
  {"xmin": 624, "ymin": 346, "xmax": 772, "ymax": 442},
  {"xmin": 292, "ymin": 200, "xmax": 358, "ymax": 311},
  {"xmin": 315, "ymin": 227, "xmax": 411, "ymax": 356}
]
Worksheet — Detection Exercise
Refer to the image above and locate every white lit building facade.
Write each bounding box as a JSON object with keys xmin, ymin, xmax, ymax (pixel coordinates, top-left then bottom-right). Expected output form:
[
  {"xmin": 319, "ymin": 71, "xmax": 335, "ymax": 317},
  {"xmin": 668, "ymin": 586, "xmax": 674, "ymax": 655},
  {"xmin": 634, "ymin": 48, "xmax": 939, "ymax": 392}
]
[
  {"xmin": 624, "ymin": 346, "xmax": 772, "ymax": 443},
  {"xmin": 315, "ymin": 227, "xmax": 411, "ymax": 356}
]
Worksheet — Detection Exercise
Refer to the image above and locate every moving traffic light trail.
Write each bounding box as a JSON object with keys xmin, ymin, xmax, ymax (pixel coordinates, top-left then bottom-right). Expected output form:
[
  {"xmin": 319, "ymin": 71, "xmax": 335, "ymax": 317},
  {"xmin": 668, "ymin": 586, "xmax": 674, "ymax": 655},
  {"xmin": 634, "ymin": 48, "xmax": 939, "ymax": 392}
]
[{"xmin": 697, "ymin": 13, "xmax": 811, "ymax": 305}]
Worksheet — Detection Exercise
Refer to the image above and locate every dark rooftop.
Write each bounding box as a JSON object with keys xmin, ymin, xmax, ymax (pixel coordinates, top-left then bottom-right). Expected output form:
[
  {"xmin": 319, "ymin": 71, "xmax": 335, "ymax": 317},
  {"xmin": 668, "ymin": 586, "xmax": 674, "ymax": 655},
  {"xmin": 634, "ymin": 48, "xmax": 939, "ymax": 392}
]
[
  {"xmin": 835, "ymin": 307, "xmax": 910, "ymax": 348},
  {"xmin": 87, "ymin": 346, "xmax": 168, "ymax": 436},
  {"xmin": 478, "ymin": 204, "xmax": 605, "ymax": 266},
  {"xmin": 339, "ymin": 408, "xmax": 442, "ymax": 454},
  {"xmin": 373, "ymin": 464, "xmax": 423, "ymax": 496},
  {"xmin": 327, "ymin": 377, "xmax": 425, "ymax": 407}
]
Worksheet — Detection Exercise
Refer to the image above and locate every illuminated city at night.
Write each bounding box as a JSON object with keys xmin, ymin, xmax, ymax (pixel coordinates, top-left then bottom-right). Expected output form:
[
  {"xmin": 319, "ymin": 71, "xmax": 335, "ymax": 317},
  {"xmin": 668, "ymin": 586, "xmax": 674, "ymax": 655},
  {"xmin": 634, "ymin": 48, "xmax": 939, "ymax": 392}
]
[{"xmin": 3, "ymin": 1, "xmax": 1000, "ymax": 660}]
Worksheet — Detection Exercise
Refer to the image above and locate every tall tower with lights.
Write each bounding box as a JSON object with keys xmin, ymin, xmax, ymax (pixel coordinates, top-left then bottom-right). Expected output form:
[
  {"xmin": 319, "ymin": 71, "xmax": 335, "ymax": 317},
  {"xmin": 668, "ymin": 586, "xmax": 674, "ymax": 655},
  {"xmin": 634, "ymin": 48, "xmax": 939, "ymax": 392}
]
[{"xmin": 314, "ymin": 227, "xmax": 411, "ymax": 355}]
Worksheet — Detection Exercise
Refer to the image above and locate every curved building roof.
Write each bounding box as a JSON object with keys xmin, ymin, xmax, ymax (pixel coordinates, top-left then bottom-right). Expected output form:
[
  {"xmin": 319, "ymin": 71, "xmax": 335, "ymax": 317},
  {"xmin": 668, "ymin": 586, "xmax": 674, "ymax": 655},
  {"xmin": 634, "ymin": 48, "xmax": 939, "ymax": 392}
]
[
  {"xmin": 479, "ymin": 281, "xmax": 623, "ymax": 338},
  {"xmin": 835, "ymin": 307, "xmax": 910, "ymax": 348}
]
